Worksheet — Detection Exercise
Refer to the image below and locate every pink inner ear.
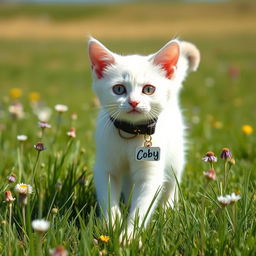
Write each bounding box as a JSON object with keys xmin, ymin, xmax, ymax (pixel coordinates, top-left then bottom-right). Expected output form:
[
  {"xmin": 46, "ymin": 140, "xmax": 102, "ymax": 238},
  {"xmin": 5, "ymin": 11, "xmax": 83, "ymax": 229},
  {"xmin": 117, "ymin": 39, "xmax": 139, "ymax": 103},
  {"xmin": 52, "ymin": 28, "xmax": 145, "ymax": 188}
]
[
  {"xmin": 153, "ymin": 42, "xmax": 180, "ymax": 79},
  {"xmin": 89, "ymin": 41, "xmax": 115, "ymax": 79}
]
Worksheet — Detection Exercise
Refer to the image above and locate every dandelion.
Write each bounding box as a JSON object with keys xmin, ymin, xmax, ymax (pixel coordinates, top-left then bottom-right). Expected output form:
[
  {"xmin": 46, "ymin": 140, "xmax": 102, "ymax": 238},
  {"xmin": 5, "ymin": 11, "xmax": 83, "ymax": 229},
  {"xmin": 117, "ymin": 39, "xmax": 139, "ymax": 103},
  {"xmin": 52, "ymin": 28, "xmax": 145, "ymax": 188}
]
[
  {"xmin": 29, "ymin": 92, "xmax": 40, "ymax": 102},
  {"xmin": 55, "ymin": 104, "xmax": 68, "ymax": 113},
  {"xmin": 49, "ymin": 245, "xmax": 68, "ymax": 256},
  {"xmin": 203, "ymin": 169, "xmax": 216, "ymax": 181},
  {"xmin": 220, "ymin": 148, "xmax": 232, "ymax": 159},
  {"xmin": 202, "ymin": 152, "xmax": 217, "ymax": 163},
  {"xmin": 99, "ymin": 235, "xmax": 110, "ymax": 243},
  {"xmin": 4, "ymin": 191, "xmax": 16, "ymax": 203},
  {"xmin": 7, "ymin": 173, "xmax": 17, "ymax": 183},
  {"xmin": 17, "ymin": 135, "xmax": 28, "ymax": 142},
  {"xmin": 34, "ymin": 142, "xmax": 46, "ymax": 151},
  {"xmin": 32, "ymin": 219, "xmax": 50, "ymax": 233},
  {"xmin": 67, "ymin": 128, "xmax": 76, "ymax": 138},
  {"xmin": 241, "ymin": 125, "xmax": 253, "ymax": 135},
  {"xmin": 10, "ymin": 88, "xmax": 22, "ymax": 99}
]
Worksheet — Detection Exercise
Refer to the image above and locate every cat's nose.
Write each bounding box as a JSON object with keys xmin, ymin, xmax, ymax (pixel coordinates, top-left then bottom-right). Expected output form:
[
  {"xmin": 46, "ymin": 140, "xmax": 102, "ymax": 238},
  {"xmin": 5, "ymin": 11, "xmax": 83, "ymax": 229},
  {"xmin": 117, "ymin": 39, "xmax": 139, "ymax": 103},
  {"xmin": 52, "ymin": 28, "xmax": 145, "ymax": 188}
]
[{"xmin": 128, "ymin": 100, "xmax": 139, "ymax": 108}]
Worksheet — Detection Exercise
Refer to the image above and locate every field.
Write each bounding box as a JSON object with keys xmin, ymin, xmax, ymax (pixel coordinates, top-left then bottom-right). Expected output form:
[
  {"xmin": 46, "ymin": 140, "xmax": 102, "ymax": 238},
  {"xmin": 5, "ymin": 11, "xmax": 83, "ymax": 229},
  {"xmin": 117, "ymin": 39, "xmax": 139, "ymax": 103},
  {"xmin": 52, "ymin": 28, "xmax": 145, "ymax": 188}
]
[{"xmin": 0, "ymin": 1, "xmax": 256, "ymax": 255}]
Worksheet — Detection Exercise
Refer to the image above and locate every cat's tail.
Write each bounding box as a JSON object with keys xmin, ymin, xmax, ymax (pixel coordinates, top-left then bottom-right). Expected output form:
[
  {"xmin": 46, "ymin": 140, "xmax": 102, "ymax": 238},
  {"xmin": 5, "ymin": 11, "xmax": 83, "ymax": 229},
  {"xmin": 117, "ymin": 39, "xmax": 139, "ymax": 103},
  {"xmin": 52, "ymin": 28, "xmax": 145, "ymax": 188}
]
[{"xmin": 175, "ymin": 41, "xmax": 200, "ymax": 83}]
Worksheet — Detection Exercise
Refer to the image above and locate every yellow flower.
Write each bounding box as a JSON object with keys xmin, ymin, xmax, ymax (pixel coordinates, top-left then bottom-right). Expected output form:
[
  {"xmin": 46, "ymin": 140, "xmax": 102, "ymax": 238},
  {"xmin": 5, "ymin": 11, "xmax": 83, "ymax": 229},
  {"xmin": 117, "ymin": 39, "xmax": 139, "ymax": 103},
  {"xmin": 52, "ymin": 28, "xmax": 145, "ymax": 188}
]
[
  {"xmin": 242, "ymin": 125, "xmax": 253, "ymax": 135},
  {"xmin": 212, "ymin": 121, "xmax": 223, "ymax": 129},
  {"xmin": 99, "ymin": 235, "xmax": 110, "ymax": 243},
  {"xmin": 10, "ymin": 88, "xmax": 22, "ymax": 99},
  {"xmin": 29, "ymin": 92, "xmax": 40, "ymax": 102}
]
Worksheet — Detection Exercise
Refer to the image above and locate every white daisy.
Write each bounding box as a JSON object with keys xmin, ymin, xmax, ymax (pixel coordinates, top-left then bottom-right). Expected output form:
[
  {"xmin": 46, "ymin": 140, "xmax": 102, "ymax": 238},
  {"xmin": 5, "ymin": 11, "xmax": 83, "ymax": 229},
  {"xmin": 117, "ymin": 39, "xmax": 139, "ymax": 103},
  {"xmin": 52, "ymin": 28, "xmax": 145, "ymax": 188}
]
[
  {"xmin": 17, "ymin": 135, "xmax": 28, "ymax": 141},
  {"xmin": 32, "ymin": 219, "xmax": 50, "ymax": 233},
  {"xmin": 15, "ymin": 183, "xmax": 33, "ymax": 195},
  {"xmin": 55, "ymin": 104, "xmax": 68, "ymax": 113}
]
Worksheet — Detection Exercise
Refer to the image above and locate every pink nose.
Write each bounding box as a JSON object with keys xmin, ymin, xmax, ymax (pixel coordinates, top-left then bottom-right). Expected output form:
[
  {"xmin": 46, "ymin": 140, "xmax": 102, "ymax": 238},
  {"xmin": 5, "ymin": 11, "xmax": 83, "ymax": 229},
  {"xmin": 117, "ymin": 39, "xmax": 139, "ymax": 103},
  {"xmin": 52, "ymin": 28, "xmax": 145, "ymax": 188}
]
[{"xmin": 129, "ymin": 101, "xmax": 139, "ymax": 108}]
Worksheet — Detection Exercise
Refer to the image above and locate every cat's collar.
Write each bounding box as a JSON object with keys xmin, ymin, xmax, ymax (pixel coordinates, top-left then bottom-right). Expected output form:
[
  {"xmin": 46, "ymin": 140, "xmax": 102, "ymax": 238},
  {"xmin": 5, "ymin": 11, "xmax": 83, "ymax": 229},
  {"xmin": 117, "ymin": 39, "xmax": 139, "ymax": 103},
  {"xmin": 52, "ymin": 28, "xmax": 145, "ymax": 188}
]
[{"xmin": 109, "ymin": 116, "xmax": 158, "ymax": 136}]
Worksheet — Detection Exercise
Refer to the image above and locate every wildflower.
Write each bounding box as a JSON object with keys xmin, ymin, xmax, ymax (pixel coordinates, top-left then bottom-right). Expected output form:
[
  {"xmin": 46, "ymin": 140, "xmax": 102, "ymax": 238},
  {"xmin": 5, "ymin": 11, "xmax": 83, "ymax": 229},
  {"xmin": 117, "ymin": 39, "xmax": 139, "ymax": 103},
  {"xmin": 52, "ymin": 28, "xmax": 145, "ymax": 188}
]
[
  {"xmin": 51, "ymin": 207, "xmax": 59, "ymax": 215},
  {"xmin": 34, "ymin": 142, "xmax": 46, "ymax": 151},
  {"xmin": 32, "ymin": 219, "xmax": 50, "ymax": 233},
  {"xmin": 228, "ymin": 157, "xmax": 236, "ymax": 165},
  {"xmin": 229, "ymin": 192, "xmax": 241, "ymax": 203},
  {"xmin": 71, "ymin": 112, "xmax": 78, "ymax": 121},
  {"xmin": 217, "ymin": 195, "xmax": 231, "ymax": 206},
  {"xmin": 203, "ymin": 169, "xmax": 216, "ymax": 181},
  {"xmin": 17, "ymin": 135, "xmax": 28, "ymax": 142},
  {"xmin": 38, "ymin": 121, "xmax": 51, "ymax": 129},
  {"xmin": 202, "ymin": 152, "xmax": 217, "ymax": 162},
  {"xmin": 55, "ymin": 104, "xmax": 68, "ymax": 113},
  {"xmin": 15, "ymin": 183, "xmax": 32, "ymax": 205},
  {"xmin": 49, "ymin": 245, "xmax": 68, "ymax": 256},
  {"xmin": 228, "ymin": 66, "xmax": 240, "ymax": 80},
  {"xmin": 8, "ymin": 102, "xmax": 24, "ymax": 119},
  {"xmin": 7, "ymin": 173, "xmax": 17, "ymax": 183},
  {"xmin": 220, "ymin": 148, "xmax": 232, "ymax": 159},
  {"xmin": 67, "ymin": 128, "xmax": 76, "ymax": 138},
  {"xmin": 55, "ymin": 182, "xmax": 62, "ymax": 192},
  {"xmin": 99, "ymin": 235, "xmax": 110, "ymax": 243},
  {"xmin": 34, "ymin": 106, "xmax": 52, "ymax": 122},
  {"xmin": 217, "ymin": 193, "xmax": 241, "ymax": 206},
  {"xmin": 15, "ymin": 183, "xmax": 33, "ymax": 195},
  {"xmin": 10, "ymin": 88, "xmax": 22, "ymax": 99},
  {"xmin": 4, "ymin": 191, "xmax": 16, "ymax": 203},
  {"xmin": 242, "ymin": 125, "xmax": 253, "ymax": 135},
  {"xmin": 29, "ymin": 92, "xmax": 40, "ymax": 102},
  {"xmin": 212, "ymin": 121, "xmax": 223, "ymax": 129}
]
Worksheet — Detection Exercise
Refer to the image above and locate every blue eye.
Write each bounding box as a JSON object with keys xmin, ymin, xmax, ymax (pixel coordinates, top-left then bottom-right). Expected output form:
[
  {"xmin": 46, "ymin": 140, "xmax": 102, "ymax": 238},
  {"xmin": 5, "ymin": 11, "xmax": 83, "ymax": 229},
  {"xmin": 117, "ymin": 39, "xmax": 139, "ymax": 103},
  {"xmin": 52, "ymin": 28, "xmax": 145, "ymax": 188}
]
[
  {"xmin": 112, "ymin": 84, "xmax": 126, "ymax": 95},
  {"xmin": 142, "ymin": 84, "xmax": 155, "ymax": 95}
]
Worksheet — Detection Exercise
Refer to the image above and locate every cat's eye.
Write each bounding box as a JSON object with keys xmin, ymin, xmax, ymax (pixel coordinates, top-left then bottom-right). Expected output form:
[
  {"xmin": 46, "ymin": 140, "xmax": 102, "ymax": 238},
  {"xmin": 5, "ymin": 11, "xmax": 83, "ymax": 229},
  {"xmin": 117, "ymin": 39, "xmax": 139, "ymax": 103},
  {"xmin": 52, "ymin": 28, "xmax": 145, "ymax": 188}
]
[
  {"xmin": 112, "ymin": 84, "xmax": 126, "ymax": 95},
  {"xmin": 142, "ymin": 84, "xmax": 155, "ymax": 95}
]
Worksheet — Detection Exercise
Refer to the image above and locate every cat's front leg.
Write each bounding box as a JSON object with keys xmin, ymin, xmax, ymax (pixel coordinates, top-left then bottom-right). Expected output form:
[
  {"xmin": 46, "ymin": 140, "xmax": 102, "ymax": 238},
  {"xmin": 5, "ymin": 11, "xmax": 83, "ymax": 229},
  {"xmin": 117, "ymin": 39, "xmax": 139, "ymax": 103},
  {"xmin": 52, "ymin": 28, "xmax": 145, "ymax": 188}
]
[
  {"xmin": 94, "ymin": 165, "xmax": 121, "ymax": 224},
  {"xmin": 121, "ymin": 163, "xmax": 165, "ymax": 242}
]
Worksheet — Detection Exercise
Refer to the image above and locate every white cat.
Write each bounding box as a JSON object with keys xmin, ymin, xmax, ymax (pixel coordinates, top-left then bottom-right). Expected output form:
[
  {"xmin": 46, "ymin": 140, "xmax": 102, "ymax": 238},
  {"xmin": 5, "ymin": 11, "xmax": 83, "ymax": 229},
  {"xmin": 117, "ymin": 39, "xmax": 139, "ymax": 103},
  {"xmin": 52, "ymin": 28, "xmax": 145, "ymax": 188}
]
[{"xmin": 88, "ymin": 37, "xmax": 200, "ymax": 240}]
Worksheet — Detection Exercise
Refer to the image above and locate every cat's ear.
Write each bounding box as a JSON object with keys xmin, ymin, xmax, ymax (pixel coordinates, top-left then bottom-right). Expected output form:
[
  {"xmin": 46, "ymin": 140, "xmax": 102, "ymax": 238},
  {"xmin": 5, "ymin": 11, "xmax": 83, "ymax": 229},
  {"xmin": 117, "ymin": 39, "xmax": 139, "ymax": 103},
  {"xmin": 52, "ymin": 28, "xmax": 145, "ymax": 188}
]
[
  {"xmin": 88, "ymin": 38, "xmax": 115, "ymax": 79},
  {"xmin": 150, "ymin": 40, "xmax": 180, "ymax": 79},
  {"xmin": 180, "ymin": 41, "xmax": 200, "ymax": 72}
]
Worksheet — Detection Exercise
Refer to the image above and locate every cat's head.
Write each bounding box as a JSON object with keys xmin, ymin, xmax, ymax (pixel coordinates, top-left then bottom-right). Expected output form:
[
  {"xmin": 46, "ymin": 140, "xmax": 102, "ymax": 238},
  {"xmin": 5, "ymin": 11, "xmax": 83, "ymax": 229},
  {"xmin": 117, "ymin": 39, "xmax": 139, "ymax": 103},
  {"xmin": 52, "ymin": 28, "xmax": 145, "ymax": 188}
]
[{"xmin": 88, "ymin": 37, "xmax": 200, "ymax": 123}]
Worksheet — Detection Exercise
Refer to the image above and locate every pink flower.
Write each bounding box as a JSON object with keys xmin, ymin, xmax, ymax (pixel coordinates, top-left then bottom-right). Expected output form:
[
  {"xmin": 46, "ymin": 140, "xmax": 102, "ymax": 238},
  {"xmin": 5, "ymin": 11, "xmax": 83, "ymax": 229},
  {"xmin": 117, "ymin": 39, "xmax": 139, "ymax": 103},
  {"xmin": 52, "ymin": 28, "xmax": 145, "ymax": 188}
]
[
  {"xmin": 220, "ymin": 148, "xmax": 232, "ymax": 159},
  {"xmin": 4, "ymin": 191, "xmax": 16, "ymax": 203},
  {"xmin": 34, "ymin": 142, "xmax": 46, "ymax": 151},
  {"xmin": 203, "ymin": 169, "xmax": 216, "ymax": 181},
  {"xmin": 202, "ymin": 152, "xmax": 217, "ymax": 162},
  {"xmin": 38, "ymin": 121, "xmax": 51, "ymax": 129},
  {"xmin": 67, "ymin": 128, "xmax": 76, "ymax": 138}
]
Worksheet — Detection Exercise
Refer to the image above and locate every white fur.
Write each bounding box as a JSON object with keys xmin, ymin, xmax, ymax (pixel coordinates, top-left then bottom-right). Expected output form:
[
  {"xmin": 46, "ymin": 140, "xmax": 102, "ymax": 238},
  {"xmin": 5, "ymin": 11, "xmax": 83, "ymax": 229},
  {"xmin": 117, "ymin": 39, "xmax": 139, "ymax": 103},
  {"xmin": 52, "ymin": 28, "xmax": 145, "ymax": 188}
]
[{"xmin": 88, "ymin": 38, "xmax": 200, "ymax": 239}]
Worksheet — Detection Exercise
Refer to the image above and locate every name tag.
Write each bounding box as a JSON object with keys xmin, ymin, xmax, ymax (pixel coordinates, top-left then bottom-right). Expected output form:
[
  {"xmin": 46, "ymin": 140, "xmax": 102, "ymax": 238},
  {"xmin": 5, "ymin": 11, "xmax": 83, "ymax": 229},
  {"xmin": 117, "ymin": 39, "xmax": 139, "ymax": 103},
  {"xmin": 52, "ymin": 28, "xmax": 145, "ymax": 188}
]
[{"xmin": 135, "ymin": 147, "xmax": 160, "ymax": 161}]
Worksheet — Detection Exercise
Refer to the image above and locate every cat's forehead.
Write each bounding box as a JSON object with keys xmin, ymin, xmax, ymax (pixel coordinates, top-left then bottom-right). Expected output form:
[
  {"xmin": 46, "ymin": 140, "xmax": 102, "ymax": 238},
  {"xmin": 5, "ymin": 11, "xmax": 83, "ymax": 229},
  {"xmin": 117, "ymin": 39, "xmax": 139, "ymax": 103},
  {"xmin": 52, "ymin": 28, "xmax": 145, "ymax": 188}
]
[{"xmin": 113, "ymin": 55, "xmax": 158, "ymax": 82}]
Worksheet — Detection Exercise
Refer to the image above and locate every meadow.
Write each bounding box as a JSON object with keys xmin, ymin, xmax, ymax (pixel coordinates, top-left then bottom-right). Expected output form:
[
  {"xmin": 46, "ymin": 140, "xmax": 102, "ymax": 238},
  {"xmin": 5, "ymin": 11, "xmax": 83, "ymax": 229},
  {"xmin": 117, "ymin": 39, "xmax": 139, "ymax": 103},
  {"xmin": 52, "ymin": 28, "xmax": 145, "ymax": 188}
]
[{"xmin": 0, "ymin": 1, "xmax": 256, "ymax": 255}]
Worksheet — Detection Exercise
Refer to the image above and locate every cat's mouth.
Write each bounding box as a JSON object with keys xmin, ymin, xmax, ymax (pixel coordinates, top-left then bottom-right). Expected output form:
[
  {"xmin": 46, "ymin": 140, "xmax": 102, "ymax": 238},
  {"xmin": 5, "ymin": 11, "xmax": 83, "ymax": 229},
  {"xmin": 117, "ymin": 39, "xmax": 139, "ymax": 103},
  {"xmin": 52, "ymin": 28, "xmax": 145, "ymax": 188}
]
[{"xmin": 128, "ymin": 109, "xmax": 141, "ymax": 114}]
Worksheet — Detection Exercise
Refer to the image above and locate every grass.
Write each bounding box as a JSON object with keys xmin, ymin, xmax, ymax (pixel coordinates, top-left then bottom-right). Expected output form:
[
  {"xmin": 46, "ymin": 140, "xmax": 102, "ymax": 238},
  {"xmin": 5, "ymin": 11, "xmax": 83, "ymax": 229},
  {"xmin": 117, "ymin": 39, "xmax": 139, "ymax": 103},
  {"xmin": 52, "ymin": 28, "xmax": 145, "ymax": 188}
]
[{"xmin": 0, "ymin": 2, "xmax": 256, "ymax": 255}]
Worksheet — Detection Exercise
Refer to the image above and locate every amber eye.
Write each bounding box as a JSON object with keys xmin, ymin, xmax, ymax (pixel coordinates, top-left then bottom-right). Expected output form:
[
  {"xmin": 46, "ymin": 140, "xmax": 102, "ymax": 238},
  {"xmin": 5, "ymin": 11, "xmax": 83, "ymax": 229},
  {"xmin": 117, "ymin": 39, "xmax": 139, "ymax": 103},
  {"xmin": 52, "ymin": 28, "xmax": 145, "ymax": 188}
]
[
  {"xmin": 112, "ymin": 84, "xmax": 126, "ymax": 95},
  {"xmin": 142, "ymin": 84, "xmax": 155, "ymax": 95}
]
